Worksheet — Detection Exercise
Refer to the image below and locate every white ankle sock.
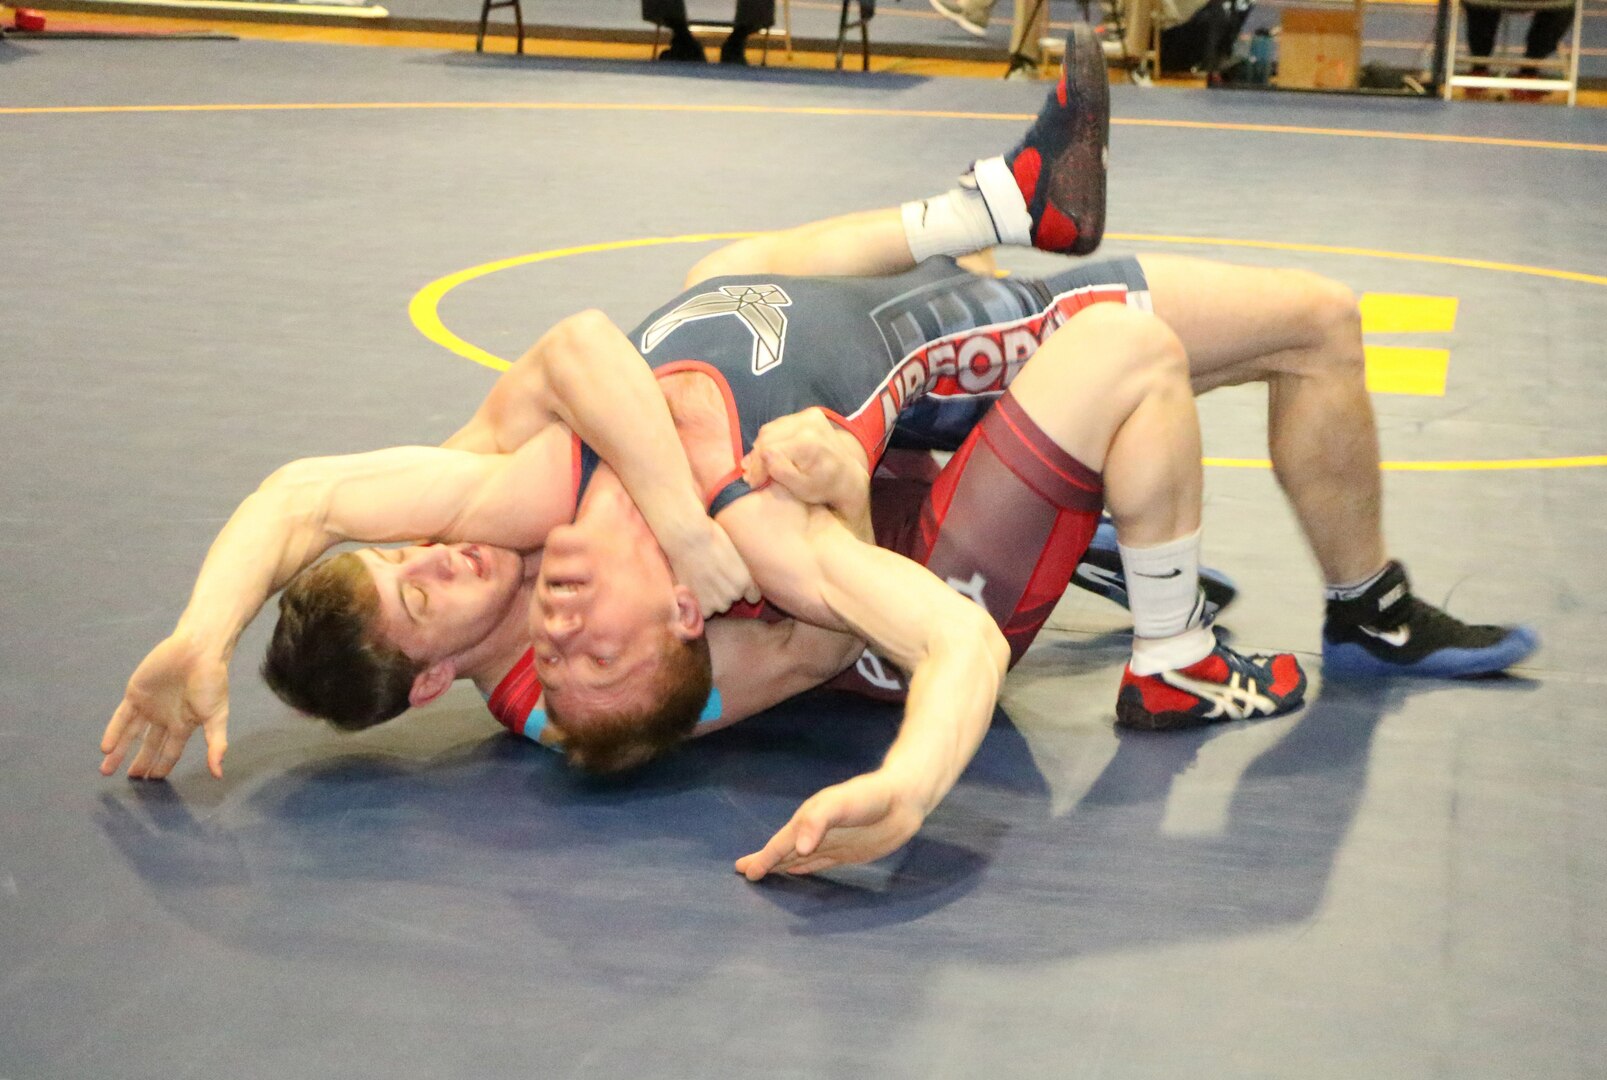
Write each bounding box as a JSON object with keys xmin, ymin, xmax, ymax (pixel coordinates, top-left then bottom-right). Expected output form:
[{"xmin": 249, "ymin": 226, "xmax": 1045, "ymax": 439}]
[
  {"xmin": 1121, "ymin": 528, "xmax": 1215, "ymax": 676},
  {"xmin": 900, "ymin": 156, "xmax": 1032, "ymax": 262},
  {"xmin": 1129, "ymin": 622, "xmax": 1215, "ymax": 676}
]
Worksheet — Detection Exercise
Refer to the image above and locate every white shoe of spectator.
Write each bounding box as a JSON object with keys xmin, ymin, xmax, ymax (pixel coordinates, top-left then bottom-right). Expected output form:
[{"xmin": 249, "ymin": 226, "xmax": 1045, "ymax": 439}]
[{"xmin": 929, "ymin": 0, "xmax": 990, "ymax": 37}]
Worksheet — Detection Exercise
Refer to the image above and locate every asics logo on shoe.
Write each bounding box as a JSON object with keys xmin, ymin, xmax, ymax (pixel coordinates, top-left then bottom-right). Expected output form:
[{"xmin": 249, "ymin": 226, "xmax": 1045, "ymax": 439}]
[
  {"xmin": 1360, "ymin": 624, "xmax": 1411, "ymax": 648},
  {"xmin": 1161, "ymin": 670, "xmax": 1278, "ymax": 721}
]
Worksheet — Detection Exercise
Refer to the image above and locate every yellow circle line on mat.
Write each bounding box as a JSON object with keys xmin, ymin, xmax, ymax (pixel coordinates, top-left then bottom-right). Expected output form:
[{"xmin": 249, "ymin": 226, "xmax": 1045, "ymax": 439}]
[
  {"xmin": 410, "ymin": 232, "xmax": 1607, "ymax": 472},
  {"xmin": 2, "ymin": 100, "xmax": 1602, "ymax": 154},
  {"xmin": 407, "ymin": 233, "xmax": 756, "ymax": 372}
]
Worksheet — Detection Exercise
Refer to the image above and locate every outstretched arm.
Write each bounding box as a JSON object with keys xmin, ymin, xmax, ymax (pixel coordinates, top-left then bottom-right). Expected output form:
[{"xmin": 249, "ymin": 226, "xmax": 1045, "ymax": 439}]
[
  {"xmin": 444, "ymin": 309, "xmax": 754, "ymax": 616},
  {"xmin": 101, "ymin": 433, "xmax": 574, "ymax": 781},
  {"xmin": 720, "ymin": 492, "xmax": 1009, "ymax": 878}
]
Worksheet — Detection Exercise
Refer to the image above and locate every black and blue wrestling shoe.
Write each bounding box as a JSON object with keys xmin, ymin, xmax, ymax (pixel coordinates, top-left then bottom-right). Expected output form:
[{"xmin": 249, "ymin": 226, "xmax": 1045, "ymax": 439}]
[{"xmin": 1322, "ymin": 560, "xmax": 1538, "ymax": 678}]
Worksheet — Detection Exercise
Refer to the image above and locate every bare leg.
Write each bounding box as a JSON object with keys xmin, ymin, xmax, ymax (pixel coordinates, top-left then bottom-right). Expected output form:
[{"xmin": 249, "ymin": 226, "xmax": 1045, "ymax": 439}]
[
  {"xmin": 1009, "ymin": 303, "xmax": 1201, "ymax": 547},
  {"xmin": 1138, "ymin": 253, "xmax": 1385, "ymax": 586},
  {"xmin": 1013, "ymin": 302, "xmax": 1305, "ymax": 722},
  {"xmin": 685, "ymin": 209, "xmax": 918, "ymax": 287}
]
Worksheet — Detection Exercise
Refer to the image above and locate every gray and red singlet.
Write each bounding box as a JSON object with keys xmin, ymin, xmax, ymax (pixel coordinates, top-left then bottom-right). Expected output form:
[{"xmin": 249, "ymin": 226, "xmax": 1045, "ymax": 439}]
[
  {"xmin": 489, "ymin": 255, "xmax": 1149, "ymax": 733},
  {"xmin": 575, "ymin": 254, "xmax": 1150, "ymax": 510}
]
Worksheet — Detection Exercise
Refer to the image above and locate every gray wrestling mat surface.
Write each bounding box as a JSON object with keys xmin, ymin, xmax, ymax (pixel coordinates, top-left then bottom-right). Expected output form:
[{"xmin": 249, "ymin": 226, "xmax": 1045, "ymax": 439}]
[{"xmin": 3, "ymin": 42, "xmax": 1606, "ymax": 1079}]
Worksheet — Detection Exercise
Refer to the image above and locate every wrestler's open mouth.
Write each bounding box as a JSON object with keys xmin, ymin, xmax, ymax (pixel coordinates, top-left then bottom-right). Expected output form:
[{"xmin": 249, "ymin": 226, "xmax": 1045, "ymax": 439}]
[{"xmin": 462, "ymin": 546, "xmax": 486, "ymax": 579}]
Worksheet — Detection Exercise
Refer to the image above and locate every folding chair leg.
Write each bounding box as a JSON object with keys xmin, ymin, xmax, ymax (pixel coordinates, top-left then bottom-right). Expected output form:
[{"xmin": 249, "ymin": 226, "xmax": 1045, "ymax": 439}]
[
  {"xmin": 835, "ymin": 0, "xmax": 871, "ymax": 71},
  {"xmin": 475, "ymin": 0, "xmax": 523, "ymax": 55}
]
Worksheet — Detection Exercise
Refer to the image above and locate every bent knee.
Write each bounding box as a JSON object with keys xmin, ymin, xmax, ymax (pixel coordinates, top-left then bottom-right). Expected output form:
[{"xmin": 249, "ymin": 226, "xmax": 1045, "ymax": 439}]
[
  {"xmin": 1286, "ymin": 271, "xmax": 1364, "ymax": 376},
  {"xmin": 544, "ymin": 308, "xmax": 612, "ymax": 352},
  {"xmin": 1071, "ymin": 303, "xmax": 1191, "ymax": 385}
]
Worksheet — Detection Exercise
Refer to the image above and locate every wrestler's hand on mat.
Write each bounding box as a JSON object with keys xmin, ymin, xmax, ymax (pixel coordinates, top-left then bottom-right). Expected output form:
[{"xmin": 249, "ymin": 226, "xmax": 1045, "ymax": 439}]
[
  {"xmin": 734, "ymin": 769, "xmax": 925, "ymax": 880},
  {"xmin": 743, "ymin": 409, "xmax": 869, "ymax": 516},
  {"xmin": 663, "ymin": 518, "xmax": 759, "ymax": 617},
  {"xmin": 101, "ymin": 635, "xmax": 230, "ymax": 781}
]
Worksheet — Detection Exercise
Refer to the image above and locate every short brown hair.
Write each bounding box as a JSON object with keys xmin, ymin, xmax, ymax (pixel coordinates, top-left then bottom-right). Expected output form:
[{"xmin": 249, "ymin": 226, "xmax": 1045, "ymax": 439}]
[
  {"xmin": 260, "ymin": 552, "xmax": 423, "ymax": 731},
  {"xmin": 546, "ymin": 632, "xmax": 713, "ymax": 773}
]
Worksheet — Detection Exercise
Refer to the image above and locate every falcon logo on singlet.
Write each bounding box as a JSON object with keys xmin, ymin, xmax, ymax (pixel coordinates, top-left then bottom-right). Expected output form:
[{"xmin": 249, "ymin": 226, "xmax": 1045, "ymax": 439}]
[{"xmin": 640, "ymin": 284, "xmax": 792, "ymax": 376}]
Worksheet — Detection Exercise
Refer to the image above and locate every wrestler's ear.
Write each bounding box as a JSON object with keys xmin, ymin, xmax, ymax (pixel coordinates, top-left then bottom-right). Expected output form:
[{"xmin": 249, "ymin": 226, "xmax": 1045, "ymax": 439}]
[
  {"xmin": 409, "ymin": 661, "xmax": 457, "ymax": 708},
  {"xmin": 669, "ymin": 586, "xmax": 704, "ymax": 641}
]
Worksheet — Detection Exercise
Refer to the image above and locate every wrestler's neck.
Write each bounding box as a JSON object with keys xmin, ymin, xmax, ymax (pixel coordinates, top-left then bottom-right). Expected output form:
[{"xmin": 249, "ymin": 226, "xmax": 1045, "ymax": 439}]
[
  {"xmin": 461, "ymin": 553, "xmax": 543, "ymax": 695},
  {"xmin": 574, "ymin": 468, "xmax": 655, "ymax": 541}
]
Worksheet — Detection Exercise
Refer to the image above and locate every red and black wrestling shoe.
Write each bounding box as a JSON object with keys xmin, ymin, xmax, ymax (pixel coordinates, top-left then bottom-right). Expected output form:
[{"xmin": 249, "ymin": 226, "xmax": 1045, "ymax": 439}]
[
  {"xmin": 1003, "ymin": 22, "xmax": 1109, "ymax": 255},
  {"xmin": 1115, "ymin": 637, "xmax": 1307, "ymax": 731}
]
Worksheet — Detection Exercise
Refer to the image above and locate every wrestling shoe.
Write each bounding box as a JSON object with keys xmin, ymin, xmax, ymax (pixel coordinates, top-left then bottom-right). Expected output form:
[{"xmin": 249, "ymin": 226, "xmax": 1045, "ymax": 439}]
[
  {"xmin": 1071, "ymin": 516, "xmax": 1238, "ymax": 619},
  {"xmin": 1322, "ymin": 560, "xmax": 1539, "ymax": 678},
  {"xmin": 1116, "ymin": 636, "xmax": 1307, "ymax": 732},
  {"xmin": 1000, "ymin": 21, "xmax": 1109, "ymax": 254}
]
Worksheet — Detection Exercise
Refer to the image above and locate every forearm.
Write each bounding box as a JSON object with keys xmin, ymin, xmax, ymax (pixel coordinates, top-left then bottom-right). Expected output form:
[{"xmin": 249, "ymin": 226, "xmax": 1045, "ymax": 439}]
[
  {"xmin": 743, "ymin": 502, "xmax": 1009, "ymax": 813},
  {"xmin": 168, "ymin": 481, "xmax": 333, "ymax": 660},
  {"xmin": 877, "ymin": 612, "xmax": 1008, "ymax": 815},
  {"xmin": 166, "ymin": 445, "xmax": 541, "ymax": 659},
  {"xmin": 543, "ymin": 311, "xmax": 708, "ymax": 549}
]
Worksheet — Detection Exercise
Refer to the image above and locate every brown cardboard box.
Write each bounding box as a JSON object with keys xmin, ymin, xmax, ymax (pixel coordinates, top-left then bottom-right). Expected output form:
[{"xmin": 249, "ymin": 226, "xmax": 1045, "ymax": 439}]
[{"xmin": 1278, "ymin": 6, "xmax": 1360, "ymax": 89}]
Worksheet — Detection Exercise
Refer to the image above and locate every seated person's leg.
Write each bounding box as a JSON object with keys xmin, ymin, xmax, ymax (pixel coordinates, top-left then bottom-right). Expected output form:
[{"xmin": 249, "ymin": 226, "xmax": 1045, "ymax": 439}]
[
  {"xmin": 1462, "ymin": 4, "xmax": 1500, "ymax": 61},
  {"xmin": 1004, "ymin": 0, "xmax": 1048, "ymax": 78},
  {"xmin": 1523, "ymin": 6, "xmax": 1572, "ymax": 62},
  {"xmin": 720, "ymin": 0, "xmax": 776, "ymax": 64},
  {"xmin": 644, "ymin": 0, "xmax": 706, "ymax": 60}
]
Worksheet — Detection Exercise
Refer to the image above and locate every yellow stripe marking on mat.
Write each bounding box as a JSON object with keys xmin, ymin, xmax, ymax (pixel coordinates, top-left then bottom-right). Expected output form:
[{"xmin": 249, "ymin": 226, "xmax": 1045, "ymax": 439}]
[
  {"xmin": 407, "ymin": 234, "xmax": 756, "ymax": 373},
  {"xmin": 1359, "ymin": 294, "xmax": 1458, "ymax": 397},
  {"xmin": 1360, "ymin": 293, "xmax": 1458, "ymax": 334},
  {"xmin": 1363, "ymin": 346, "xmax": 1450, "ymax": 396}
]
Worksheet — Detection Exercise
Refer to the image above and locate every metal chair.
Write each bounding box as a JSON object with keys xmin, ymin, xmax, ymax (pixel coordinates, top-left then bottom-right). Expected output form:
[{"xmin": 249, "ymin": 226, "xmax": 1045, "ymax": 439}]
[
  {"xmin": 835, "ymin": 0, "xmax": 875, "ymax": 71},
  {"xmin": 475, "ymin": 0, "xmax": 524, "ymax": 53},
  {"xmin": 1442, "ymin": 0, "xmax": 1583, "ymax": 105}
]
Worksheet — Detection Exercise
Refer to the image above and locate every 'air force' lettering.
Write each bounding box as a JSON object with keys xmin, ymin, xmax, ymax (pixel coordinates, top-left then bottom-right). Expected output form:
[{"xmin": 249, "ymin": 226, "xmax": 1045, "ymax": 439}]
[
  {"xmin": 844, "ymin": 284, "xmax": 1130, "ymax": 455},
  {"xmin": 640, "ymin": 284, "xmax": 792, "ymax": 376}
]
